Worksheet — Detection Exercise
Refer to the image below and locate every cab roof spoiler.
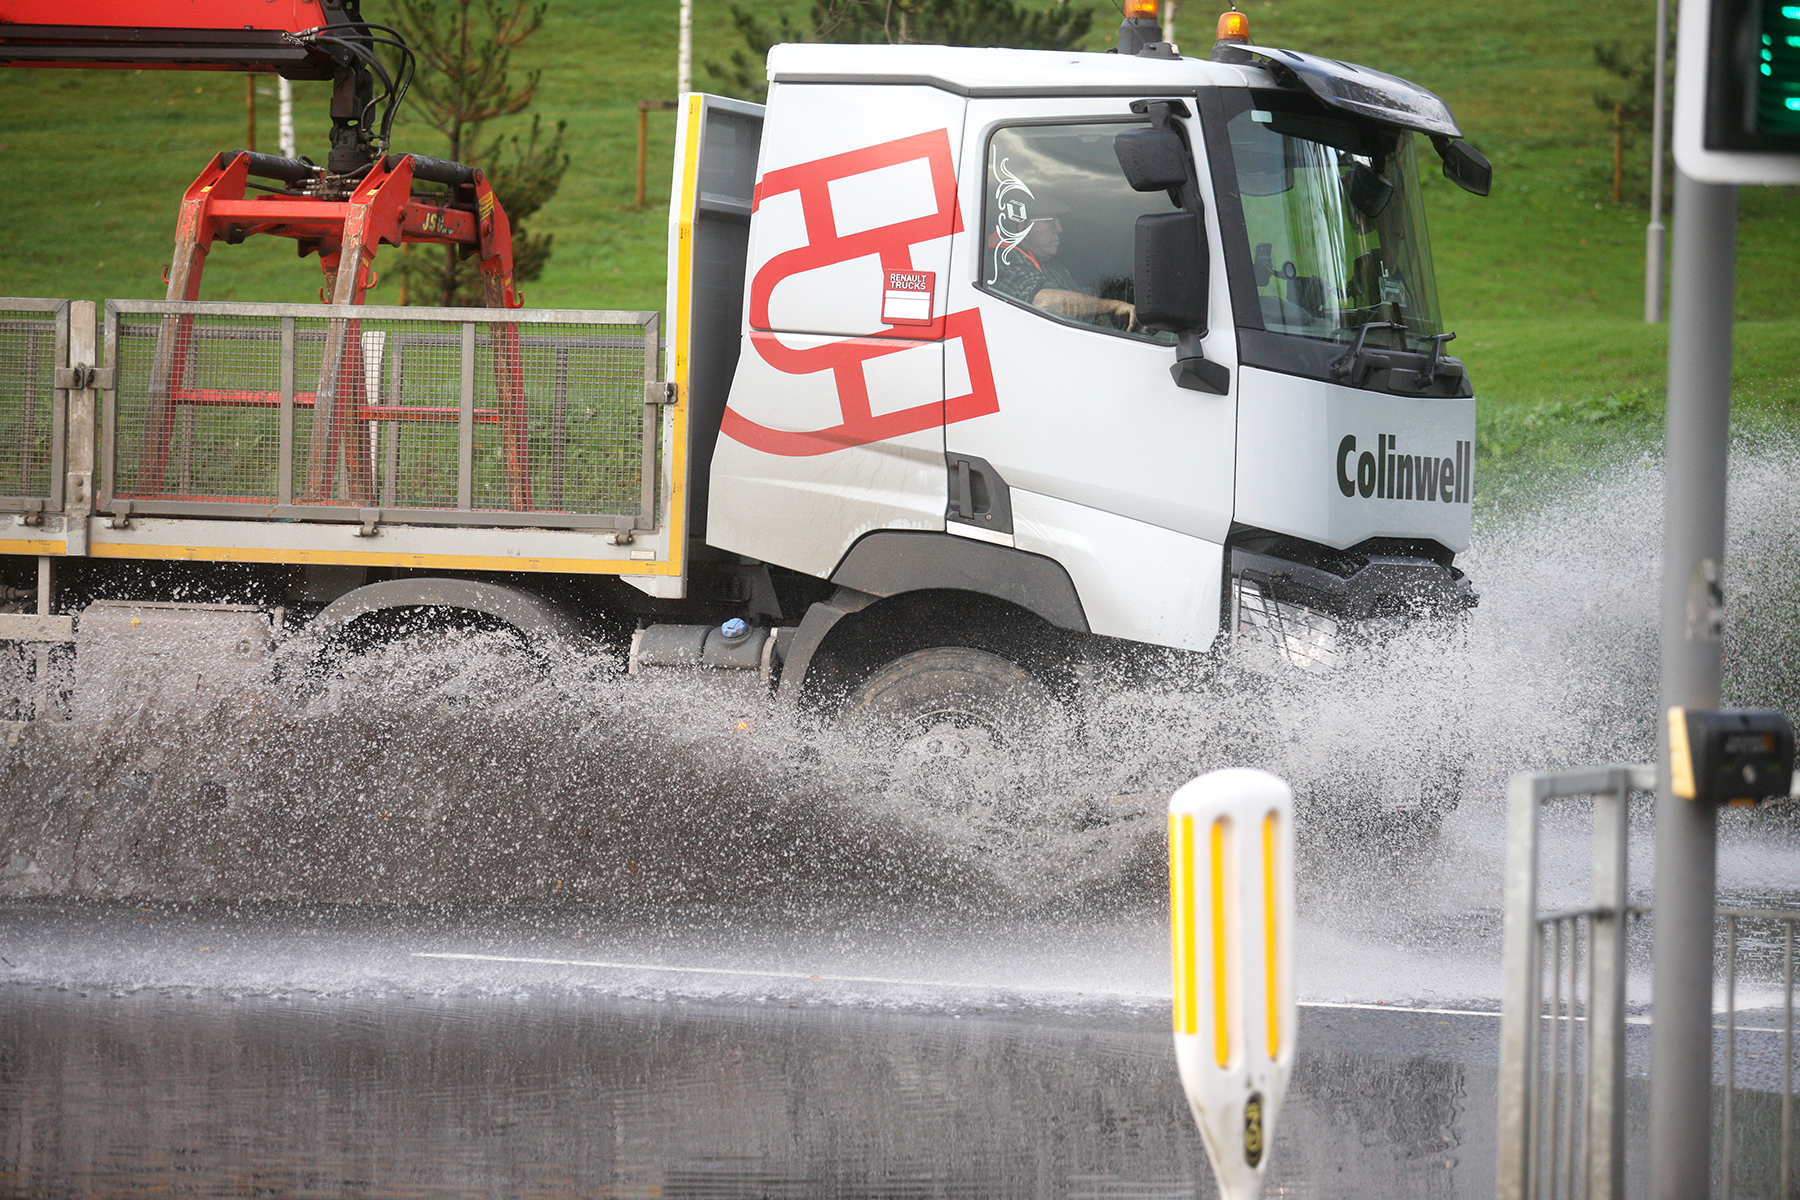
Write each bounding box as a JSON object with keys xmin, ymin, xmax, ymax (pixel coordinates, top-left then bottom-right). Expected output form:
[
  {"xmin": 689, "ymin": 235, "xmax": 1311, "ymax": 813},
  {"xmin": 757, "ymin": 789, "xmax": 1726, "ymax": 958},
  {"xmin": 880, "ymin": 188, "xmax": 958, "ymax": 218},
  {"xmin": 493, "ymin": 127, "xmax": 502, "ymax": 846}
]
[
  {"xmin": 1213, "ymin": 41, "xmax": 1491, "ymax": 196},
  {"xmin": 1212, "ymin": 42, "xmax": 1461, "ymax": 139}
]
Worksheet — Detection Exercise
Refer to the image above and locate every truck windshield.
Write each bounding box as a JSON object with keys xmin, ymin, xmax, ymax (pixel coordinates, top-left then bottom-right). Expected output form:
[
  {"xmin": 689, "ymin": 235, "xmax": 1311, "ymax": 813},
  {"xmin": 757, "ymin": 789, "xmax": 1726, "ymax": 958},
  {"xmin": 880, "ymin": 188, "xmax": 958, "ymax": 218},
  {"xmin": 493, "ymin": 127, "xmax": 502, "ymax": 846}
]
[{"xmin": 1215, "ymin": 92, "xmax": 1443, "ymax": 347}]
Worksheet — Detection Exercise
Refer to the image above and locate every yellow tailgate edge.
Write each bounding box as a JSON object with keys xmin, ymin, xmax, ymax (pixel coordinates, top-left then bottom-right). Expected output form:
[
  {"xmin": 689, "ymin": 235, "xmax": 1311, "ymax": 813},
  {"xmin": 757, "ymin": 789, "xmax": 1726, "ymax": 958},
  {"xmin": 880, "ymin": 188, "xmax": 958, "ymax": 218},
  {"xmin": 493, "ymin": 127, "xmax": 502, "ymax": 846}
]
[{"xmin": 658, "ymin": 93, "xmax": 707, "ymax": 593}]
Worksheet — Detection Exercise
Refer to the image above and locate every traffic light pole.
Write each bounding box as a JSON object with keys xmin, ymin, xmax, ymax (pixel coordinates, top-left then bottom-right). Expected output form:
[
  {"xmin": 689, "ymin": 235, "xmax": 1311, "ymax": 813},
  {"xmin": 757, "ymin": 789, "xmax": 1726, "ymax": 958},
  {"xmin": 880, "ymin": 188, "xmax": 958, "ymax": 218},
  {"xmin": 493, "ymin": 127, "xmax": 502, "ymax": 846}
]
[{"xmin": 1649, "ymin": 168, "xmax": 1736, "ymax": 1200}]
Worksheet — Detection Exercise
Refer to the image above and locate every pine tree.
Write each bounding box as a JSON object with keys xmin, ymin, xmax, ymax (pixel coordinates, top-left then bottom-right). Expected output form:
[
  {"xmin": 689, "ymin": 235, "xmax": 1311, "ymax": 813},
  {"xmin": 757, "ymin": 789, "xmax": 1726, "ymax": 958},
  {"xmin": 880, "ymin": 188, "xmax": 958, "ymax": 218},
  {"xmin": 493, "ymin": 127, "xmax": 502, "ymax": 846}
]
[
  {"xmin": 1592, "ymin": 38, "xmax": 1664, "ymax": 140},
  {"xmin": 707, "ymin": 0, "xmax": 1097, "ymax": 103},
  {"xmin": 383, "ymin": 0, "xmax": 571, "ymax": 306}
]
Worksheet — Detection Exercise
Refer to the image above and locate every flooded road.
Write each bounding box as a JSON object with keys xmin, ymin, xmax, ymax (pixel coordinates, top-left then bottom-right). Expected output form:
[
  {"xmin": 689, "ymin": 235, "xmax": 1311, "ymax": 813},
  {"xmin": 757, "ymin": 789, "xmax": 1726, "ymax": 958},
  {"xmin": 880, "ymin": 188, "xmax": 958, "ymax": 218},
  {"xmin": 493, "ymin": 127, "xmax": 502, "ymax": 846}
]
[
  {"xmin": 4, "ymin": 443, "xmax": 1800, "ymax": 1194},
  {"xmin": 1, "ymin": 897, "xmax": 1505, "ymax": 1199}
]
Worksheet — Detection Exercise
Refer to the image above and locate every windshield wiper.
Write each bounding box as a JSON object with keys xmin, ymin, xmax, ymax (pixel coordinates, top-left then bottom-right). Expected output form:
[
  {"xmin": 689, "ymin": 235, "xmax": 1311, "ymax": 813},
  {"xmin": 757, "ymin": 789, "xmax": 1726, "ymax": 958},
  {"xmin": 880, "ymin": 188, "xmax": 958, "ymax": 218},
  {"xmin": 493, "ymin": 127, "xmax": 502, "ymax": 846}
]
[
  {"xmin": 1328, "ymin": 321, "xmax": 1402, "ymax": 386},
  {"xmin": 1414, "ymin": 331, "xmax": 1459, "ymax": 388},
  {"xmin": 1330, "ymin": 323, "xmax": 1464, "ymax": 390}
]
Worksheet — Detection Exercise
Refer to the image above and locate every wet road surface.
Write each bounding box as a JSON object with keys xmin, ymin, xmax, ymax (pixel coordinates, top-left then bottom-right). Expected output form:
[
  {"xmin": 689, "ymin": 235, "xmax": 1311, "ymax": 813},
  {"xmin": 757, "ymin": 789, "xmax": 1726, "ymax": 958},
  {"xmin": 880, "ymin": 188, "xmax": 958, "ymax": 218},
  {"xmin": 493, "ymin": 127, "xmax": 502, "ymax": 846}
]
[{"xmin": 1, "ymin": 897, "xmax": 1508, "ymax": 1199}]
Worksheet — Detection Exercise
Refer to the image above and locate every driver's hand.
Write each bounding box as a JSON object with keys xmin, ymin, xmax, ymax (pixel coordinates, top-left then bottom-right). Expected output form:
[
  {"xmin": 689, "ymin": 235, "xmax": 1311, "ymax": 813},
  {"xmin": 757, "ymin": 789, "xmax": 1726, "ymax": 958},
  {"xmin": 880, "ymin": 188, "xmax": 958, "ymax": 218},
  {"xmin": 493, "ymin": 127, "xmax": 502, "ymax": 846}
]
[{"xmin": 1115, "ymin": 301, "xmax": 1139, "ymax": 331}]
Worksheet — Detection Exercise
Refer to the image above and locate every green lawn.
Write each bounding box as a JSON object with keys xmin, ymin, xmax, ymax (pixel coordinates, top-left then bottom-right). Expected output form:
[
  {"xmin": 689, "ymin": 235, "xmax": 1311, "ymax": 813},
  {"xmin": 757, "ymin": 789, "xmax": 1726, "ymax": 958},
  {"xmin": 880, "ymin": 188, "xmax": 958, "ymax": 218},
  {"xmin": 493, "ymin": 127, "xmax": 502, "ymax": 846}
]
[{"xmin": 1, "ymin": 0, "xmax": 1796, "ymax": 494}]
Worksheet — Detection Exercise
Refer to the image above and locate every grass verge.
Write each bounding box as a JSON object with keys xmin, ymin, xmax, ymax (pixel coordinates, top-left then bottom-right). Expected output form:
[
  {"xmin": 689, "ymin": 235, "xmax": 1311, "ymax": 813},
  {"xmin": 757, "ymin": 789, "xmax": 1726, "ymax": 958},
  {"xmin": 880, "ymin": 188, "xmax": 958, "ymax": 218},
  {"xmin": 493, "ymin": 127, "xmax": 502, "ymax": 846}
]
[{"xmin": 0, "ymin": 0, "xmax": 1794, "ymax": 494}]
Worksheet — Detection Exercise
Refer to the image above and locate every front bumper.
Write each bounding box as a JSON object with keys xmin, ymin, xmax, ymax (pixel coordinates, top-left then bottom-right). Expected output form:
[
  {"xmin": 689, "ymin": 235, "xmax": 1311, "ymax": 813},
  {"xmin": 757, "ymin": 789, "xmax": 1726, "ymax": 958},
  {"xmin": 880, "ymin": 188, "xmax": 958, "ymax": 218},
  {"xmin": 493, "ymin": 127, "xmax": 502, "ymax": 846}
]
[{"xmin": 1229, "ymin": 537, "xmax": 1475, "ymax": 673}]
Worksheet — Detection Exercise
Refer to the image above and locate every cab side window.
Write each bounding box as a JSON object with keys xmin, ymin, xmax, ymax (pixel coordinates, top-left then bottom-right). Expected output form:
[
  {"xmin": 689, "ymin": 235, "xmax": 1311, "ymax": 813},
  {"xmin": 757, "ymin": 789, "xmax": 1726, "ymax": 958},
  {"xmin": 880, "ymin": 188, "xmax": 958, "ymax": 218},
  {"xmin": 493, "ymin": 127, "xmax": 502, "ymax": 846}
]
[{"xmin": 980, "ymin": 121, "xmax": 1177, "ymax": 342}]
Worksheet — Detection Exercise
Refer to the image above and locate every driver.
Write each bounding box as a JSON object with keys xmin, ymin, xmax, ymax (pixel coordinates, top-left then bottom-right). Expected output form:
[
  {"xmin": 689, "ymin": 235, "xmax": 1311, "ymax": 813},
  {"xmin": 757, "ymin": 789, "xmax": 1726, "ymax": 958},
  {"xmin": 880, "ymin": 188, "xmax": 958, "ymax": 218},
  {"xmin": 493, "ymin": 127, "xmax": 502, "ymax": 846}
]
[{"xmin": 990, "ymin": 194, "xmax": 1138, "ymax": 331}]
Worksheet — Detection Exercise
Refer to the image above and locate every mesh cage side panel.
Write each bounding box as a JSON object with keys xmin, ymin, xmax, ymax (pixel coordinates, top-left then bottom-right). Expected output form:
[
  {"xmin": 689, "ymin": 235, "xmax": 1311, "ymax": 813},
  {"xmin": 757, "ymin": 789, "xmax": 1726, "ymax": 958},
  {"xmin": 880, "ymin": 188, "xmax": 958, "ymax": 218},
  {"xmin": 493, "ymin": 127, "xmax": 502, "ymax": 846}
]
[
  {"xmin": 0, "ymin": 310, "xmax": 60, "ymax": 502},
  {"xmin": 114, "ymin": 312, "xmax": 285, "ymax": 503},
  {"xmin": 469, "ymin": 322, "xmax": 646, "ymax": 515},
  {"xmin": 375, "ymin": 323, "xmax": 463, "ymax": 510},
  {"xmin": 109, "ymin": 306, "xmax": 654, "ymax": 524}
]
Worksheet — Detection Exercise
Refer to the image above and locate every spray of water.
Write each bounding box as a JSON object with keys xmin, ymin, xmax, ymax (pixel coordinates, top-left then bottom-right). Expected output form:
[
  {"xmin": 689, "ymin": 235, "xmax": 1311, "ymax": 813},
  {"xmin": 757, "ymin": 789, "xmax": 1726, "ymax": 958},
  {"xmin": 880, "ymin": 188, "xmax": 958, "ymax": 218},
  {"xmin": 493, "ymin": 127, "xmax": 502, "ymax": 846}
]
[{"xmin": 3, "ymin": 434, "xmax": 1799, "ymax": 1003}]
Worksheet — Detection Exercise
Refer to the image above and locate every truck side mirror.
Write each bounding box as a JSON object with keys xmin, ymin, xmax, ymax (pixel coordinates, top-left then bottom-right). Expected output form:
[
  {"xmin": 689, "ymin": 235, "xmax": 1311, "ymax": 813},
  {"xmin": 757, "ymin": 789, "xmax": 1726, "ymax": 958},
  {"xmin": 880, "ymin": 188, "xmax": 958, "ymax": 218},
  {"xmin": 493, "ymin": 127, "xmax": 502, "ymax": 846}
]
[
  {"xmin": 1134, "ymin": 211, "xmax": 1208, "ymax": 331},
  {"xmin": 1136, "ymin": 211, "xmax": 1227, "ymax": 394},
  {"xmin": 1434, "ymin": 137, "xmax": 1492, "ymax": 197},
  {"xmin": 1115, "ymin": 128, "xmax": 1191, "ymax": 192}
]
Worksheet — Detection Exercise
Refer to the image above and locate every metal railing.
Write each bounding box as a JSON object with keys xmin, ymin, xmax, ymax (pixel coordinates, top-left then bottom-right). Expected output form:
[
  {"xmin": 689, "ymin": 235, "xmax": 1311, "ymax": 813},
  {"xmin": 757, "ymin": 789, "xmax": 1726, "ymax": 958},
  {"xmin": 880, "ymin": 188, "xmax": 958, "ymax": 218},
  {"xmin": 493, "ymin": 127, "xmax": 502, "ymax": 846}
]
[
  {"xmin": 0, "ymin": 298, "xmax": 69, "ymax": 514},
  {"xmin": 1500, "ymin": 768, "xmax": 1800, "ymax": 1199},
  {"xmin": 1720, "ymin": 906, "xmax": 1800, "ymax": 1199},
  {"xmin": 99, "ymin": 299, "xmax": 663, "ymax": 531},
  {"xmin": 1499, "ymin": 765, "xmax": 1654, "ymax": 1200}
]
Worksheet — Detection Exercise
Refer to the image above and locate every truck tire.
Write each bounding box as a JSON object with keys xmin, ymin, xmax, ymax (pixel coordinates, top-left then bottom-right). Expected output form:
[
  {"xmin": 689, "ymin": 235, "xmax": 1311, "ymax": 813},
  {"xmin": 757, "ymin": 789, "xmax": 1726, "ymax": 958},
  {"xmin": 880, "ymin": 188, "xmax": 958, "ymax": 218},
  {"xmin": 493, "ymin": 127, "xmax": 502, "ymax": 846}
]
[
  {"xmin": 296, "ymin": 606, "xmax": 541, "ymax": 707},
  {"xmin": 839, "ymin": 646, "xmax": 1077, "ymax": 899}
]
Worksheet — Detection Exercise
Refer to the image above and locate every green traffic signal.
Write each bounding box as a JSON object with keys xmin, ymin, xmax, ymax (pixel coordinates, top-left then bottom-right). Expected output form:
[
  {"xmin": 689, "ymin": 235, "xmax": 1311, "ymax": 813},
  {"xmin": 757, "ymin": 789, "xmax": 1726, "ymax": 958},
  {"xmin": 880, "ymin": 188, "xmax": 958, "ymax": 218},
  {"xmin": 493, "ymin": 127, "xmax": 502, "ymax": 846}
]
[{"xmin": 1761, "ymin": 1, "xmax": 1800, "ymax": 135}]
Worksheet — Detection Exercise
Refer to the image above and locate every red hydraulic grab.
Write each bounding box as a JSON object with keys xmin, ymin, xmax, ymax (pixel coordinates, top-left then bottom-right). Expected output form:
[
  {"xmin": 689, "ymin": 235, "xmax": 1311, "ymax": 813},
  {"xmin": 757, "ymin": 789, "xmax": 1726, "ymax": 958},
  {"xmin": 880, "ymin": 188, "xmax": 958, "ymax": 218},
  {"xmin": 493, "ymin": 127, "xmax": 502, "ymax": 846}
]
[{"xmin": 145, "ymin": 151, "xmax": 532, "ymax": 510}]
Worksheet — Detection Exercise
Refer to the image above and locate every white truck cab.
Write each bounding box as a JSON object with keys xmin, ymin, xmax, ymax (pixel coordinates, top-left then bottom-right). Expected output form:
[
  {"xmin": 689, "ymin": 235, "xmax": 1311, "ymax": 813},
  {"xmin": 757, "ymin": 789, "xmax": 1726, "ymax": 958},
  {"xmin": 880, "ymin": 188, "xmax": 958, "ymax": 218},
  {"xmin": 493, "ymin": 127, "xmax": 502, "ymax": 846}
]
[{"xmin": 670, "ymin": 22, "xmax": 1489, "ymax": 703}]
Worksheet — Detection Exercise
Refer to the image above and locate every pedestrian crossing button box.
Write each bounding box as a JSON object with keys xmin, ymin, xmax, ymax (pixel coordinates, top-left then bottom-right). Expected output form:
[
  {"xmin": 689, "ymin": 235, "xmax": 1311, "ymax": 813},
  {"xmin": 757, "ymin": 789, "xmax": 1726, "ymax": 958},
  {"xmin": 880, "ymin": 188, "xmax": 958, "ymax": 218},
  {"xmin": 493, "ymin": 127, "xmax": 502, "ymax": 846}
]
[{"xmin": 1667, "ymin": 707, "xmax": 1796, "ymax": 805}]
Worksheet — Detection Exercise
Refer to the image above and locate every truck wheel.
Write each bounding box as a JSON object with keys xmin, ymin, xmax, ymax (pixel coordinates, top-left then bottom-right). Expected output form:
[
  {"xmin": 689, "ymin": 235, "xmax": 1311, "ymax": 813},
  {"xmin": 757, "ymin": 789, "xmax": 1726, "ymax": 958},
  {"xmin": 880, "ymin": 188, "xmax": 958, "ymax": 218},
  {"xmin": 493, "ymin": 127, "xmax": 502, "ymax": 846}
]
[
  {"xmin": 839, "ymin": 646, "xmax": 1071, "ymax": 896},
  {"xmin": 297, "ymin": 607, "xmax": 540, "ymax": 706}
]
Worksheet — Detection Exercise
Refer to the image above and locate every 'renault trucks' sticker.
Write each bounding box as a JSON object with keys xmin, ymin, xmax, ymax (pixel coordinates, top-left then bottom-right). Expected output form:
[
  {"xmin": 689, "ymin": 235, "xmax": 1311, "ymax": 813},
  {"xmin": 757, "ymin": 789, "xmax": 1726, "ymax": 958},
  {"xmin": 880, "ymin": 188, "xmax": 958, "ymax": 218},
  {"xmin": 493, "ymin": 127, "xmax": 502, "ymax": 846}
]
[{"xmin": 882, "ymin": 269, "xmax": 935, "ymax": 325}]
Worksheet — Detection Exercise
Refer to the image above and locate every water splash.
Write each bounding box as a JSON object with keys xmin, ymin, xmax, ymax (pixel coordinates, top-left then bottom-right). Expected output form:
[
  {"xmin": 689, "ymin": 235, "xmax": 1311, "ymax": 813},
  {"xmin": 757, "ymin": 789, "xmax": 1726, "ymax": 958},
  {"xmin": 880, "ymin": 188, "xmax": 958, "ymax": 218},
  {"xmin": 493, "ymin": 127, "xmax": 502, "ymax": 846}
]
[{"xmin": 3, "ymin": 435, "xmax": 1800, "ymax": 1006}]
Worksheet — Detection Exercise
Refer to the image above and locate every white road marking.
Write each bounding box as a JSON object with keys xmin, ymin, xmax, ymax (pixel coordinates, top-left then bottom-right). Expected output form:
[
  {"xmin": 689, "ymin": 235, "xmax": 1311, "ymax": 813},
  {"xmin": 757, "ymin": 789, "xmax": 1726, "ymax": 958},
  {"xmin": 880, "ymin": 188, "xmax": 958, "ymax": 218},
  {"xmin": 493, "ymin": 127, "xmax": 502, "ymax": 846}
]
[
  {"xmin": 410, "ymin": 953, "xmax": 1794, "ymax": 1032},
  {"xmin": 412, "ymin": 951, "xmax": 1019, "ymax": 993}
]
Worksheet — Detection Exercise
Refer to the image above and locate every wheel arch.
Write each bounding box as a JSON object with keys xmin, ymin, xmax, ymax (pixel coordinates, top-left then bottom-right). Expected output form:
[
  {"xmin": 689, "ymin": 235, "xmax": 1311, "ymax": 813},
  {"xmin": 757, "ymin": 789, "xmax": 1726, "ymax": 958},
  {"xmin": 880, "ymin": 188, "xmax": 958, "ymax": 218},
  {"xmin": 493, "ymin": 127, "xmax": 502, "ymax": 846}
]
[
  {"xmin": 783, "ymin": 585, "xmax": 1082, "ymax": 713},
  {"xmin": 310, "ymin": 578, "xmax": 585, "ymax": 649},
  {"xmin": 828, "ymin": 530, "xmax": 1089, "ymax": 633}
]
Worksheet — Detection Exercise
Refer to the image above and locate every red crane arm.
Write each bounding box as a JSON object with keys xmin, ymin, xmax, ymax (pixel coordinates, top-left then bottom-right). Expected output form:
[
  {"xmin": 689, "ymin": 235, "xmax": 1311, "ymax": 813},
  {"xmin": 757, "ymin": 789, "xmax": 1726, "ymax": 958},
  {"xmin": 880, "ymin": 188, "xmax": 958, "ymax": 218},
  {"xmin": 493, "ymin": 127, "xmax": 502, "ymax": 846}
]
[{"xmin": 0, "ymin": 0, "xmax": 361, "ymax": 75}]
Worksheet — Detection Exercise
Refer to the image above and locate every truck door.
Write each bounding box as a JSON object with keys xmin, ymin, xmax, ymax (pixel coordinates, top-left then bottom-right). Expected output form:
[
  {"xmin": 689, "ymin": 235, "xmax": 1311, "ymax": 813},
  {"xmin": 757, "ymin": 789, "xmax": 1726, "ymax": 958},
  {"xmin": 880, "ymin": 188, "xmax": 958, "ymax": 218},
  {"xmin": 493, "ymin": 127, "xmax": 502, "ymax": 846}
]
[
  {"xmin": 944, "ymin": 100, "xmax": 1237, "ymax": 652},
  {"xmin": 705, "ymin": 83, "xmax": 969, "ymax": 580}
]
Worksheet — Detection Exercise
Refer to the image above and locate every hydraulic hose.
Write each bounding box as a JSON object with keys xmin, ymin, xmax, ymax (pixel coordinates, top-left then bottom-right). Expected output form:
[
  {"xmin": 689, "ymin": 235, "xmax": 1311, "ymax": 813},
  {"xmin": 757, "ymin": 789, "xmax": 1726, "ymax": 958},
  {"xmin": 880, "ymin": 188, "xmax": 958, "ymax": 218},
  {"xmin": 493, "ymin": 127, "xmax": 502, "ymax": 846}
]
[
  {"xmin": 224, "ymin": 151, "xmax": 317, "ymax": 183},
  {"xmin": 386, "ymin": 153, "xmax": 478, "ymax": 187}
]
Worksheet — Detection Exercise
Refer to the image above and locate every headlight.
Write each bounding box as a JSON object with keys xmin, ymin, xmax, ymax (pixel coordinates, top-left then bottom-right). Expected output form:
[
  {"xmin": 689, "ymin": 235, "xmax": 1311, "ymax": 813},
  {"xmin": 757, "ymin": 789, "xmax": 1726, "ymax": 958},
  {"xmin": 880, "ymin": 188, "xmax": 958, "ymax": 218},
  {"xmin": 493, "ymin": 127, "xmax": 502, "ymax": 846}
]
[{"xmin": 1234, "ymin": 579, "xmax": 1340, "ymax": 673}]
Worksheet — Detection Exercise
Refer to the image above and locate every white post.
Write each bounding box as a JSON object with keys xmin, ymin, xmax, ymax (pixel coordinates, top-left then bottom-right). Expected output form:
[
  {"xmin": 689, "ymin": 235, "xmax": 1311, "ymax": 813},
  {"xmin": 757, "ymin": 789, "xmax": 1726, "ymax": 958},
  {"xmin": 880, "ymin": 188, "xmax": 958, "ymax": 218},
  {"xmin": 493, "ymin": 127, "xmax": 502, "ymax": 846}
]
[
  {"xmin": 1160, "ymin": 0, "xmax": 1179, "ymax": 47},
  {"xmin": 278, "ymin": 77, "xmax": 296, "ymax": 159},
  {"xmin": 1169, "ymin": 768, "xmax": 1296, "ymax": 1200},
  {"xmin": 1645, "ymin": 0, "xmax": 1668, "ymax": 322},
  {"xmin": 677, "ymin": 0, "xmax": 693, "ymax": 96}
]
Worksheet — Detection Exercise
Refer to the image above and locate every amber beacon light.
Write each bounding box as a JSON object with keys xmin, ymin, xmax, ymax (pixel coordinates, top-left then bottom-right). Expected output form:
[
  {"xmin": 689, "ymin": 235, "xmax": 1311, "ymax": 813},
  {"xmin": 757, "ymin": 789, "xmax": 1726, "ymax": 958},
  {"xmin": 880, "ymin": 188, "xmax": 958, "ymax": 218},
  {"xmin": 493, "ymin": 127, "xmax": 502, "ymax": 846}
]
[
  {"xmin": 1216, "ymin": 8, "xmax": 1251, "ymax": 43},
  {"xmin": 1124, "ymin": 0, "xmax": 1160, "ymax": 18}
]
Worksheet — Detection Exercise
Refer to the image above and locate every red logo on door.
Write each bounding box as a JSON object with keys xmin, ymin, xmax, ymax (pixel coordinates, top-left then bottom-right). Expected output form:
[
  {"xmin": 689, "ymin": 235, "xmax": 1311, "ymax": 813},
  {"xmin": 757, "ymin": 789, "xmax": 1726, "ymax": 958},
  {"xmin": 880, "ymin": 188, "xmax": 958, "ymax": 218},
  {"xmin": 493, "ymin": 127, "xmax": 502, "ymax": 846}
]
[{"xmin": 721, "ymin": 129, "xmax": 999, "ymax": 458}]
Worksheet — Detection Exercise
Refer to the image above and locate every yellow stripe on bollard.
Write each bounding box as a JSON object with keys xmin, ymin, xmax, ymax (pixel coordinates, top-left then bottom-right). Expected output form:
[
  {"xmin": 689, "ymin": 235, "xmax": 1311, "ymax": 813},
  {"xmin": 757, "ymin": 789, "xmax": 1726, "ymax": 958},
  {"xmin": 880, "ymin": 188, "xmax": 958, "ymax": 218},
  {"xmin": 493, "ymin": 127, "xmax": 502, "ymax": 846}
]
[
  {"xmin": 1169, "ymin": 813, "xmax": 1180, "ymax": 1032},
  {"xmin": 1264, "ymin": 811, "xmax": 1279, "ymax": 1060},
  {"xmin": 1211, "ymin": 817, "xmax": 1230, "ymax": 1067},
  {"xmin": 1172, "ymin": 813, "xmax": 1197, "ymax": 1035}
]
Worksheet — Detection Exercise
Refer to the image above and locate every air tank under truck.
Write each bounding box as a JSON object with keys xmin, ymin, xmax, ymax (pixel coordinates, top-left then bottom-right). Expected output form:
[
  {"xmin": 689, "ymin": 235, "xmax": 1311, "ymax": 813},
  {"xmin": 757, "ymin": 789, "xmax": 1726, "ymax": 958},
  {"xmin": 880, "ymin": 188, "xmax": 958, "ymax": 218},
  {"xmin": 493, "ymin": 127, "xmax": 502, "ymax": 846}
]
[{"xmin": 0, "ymin": 4, "xmax": 1491, "ymax": 894}]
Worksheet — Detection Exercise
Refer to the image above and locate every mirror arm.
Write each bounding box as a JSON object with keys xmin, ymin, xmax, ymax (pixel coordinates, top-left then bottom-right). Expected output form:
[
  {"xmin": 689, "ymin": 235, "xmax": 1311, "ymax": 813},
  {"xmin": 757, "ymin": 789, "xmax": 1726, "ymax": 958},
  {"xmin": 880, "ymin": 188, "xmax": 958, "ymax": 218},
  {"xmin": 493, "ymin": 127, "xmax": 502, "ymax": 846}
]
[
  {"xmin": 1129, "ymin": 98, "xmax": 1229, "ymax": 392},
  {"xmin": 1171, "ymin": 331, "xmax": 1230, "ymax": 394}
]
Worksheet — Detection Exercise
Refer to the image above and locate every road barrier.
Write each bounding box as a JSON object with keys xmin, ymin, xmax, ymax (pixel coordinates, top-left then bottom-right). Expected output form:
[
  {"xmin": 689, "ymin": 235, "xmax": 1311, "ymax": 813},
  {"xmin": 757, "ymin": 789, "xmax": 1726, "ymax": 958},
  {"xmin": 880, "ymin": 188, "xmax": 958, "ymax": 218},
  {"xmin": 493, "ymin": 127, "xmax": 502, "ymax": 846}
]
[
  {"xmin": 1499, "ymin": 765, "xmax": 1651, "ymax": 1200},
  {"xmin": 1720, "ymin": 906, "xmax": 1800, "ymax": 1199},
  {"xmin": 1169, "ymin": 768, "xmax": 1295, "ymax": 1200}
]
